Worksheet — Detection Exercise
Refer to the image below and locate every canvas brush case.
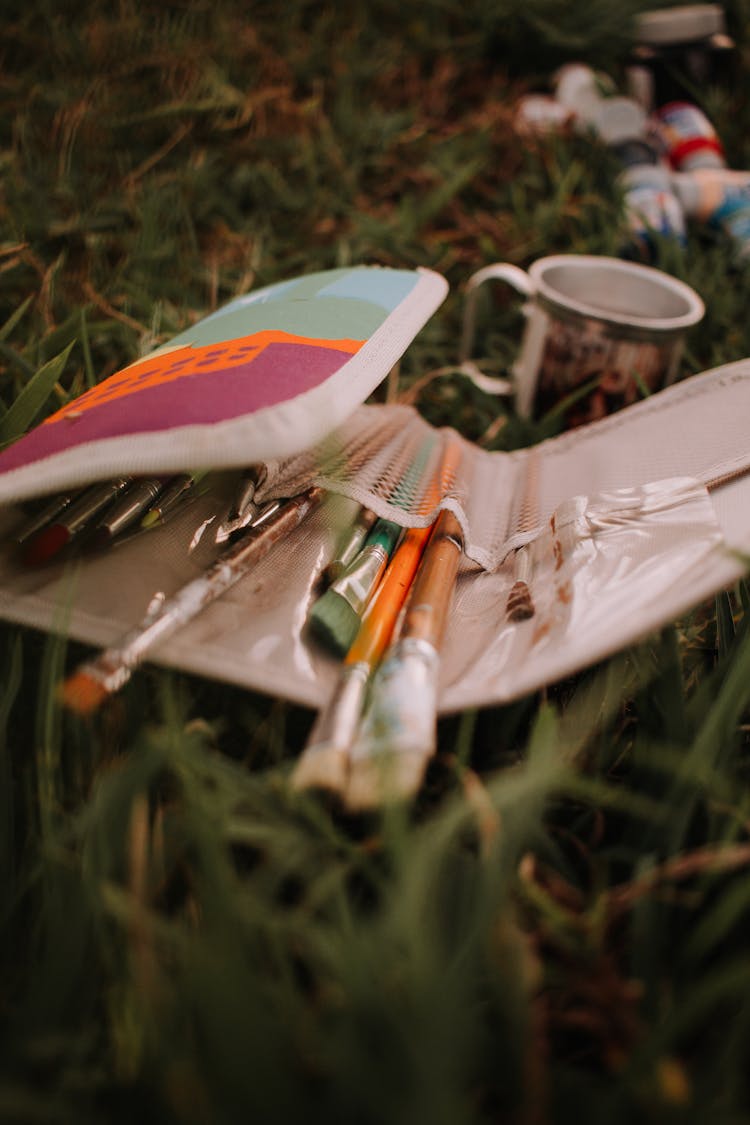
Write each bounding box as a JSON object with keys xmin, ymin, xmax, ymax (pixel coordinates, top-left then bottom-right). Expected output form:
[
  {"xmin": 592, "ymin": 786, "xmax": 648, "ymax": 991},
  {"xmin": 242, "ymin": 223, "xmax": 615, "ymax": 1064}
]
[{"xmin": 0, "ymin": 263, "xmax": 750, "ymax": 712}]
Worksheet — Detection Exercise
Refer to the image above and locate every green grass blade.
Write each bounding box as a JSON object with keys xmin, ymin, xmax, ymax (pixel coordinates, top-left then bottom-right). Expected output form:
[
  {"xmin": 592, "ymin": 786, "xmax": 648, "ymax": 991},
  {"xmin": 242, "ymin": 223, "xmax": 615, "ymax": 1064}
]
[
  {"xmin": 0, "ymin": 342, "xmax": 74, "ymax": 448},
  {"xmin": 0, "ymin": 296, "xmax": 33, "ymax": 344}
]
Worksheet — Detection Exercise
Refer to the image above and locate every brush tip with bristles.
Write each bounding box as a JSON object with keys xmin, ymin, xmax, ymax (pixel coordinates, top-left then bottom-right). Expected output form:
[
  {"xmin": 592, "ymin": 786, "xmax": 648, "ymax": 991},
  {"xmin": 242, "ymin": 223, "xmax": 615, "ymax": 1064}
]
[
  {"xmin": 344, "ymin": 752, "xmax": 429, "ymax": 812},
  {"xmin": 506, "ymin": 579, "xmax": 535, "ymax": 621},
  {"xmin": 57, "ymin": 669, "xmax": 109, "ymax": 715},
  {"xmin": 307, "ymin": 589, "xmax": 361, "ymax": 656},
  {"xmin": 290, "ymin": 746, "xmax": 349, "ymax": 796}
]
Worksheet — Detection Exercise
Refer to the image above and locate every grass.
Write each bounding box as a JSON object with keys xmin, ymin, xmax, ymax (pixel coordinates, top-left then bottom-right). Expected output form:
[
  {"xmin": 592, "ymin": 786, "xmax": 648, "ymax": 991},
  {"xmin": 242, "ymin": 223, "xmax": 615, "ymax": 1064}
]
[{"xmin": 4, "ymin": 1, "xmax": 750, "ymax": 1121}]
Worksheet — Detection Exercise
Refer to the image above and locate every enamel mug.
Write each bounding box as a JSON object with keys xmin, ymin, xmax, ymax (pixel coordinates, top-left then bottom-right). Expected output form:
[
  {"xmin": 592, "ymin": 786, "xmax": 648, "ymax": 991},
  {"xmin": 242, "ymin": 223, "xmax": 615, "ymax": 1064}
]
[{"xmin": 460, "ymin": 254, "xmax": 705, "ymax": 428}]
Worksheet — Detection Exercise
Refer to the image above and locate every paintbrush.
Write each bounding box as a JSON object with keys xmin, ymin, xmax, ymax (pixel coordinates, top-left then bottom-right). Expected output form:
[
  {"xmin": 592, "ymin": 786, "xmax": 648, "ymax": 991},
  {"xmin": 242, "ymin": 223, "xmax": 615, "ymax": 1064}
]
[
  {"xmin": 87, "ymin": 477, "xmax": 171, "ymax": 550},
  {"xmin": 505, "ymin": 449, "xmax": 540, "ymax": 622},
  {"xmin": 291, "ymin": 519, "xmax": 436, "ymax": 797},
  {"xmin": 307, "ymin": 517, "xmax": 402, "ymax": 656},
  {"xmin": 140, "ymin": 471, "xmax": 208, "ymax": 530},
  {"xmin": 215, "ymin": 465, "xmax": 267, "ymax": 544},
  {"xmin": 22, "ymin": 477, "xmax": 133, "ymax": 566},
  {"xmin": 15, "ymin": 489, "xmax": 78, "ymax": 546},
  {"xmin": 58, "ymin": 485, "xmax": 324, "ymax": 715},
  {"xmin": 293, "ymin": 434, "xmax": 464, "ymax": 800},
  {"xmin": 320, "ymin": 504, "xmax": 379, "ymax": 586},
  {"xmin": 307, "ymin": 431, "xmax": 442, "ymax": 655},
  {"xmin": 344, "ymin": 506, "xmax": 465, "ymax": 811}
]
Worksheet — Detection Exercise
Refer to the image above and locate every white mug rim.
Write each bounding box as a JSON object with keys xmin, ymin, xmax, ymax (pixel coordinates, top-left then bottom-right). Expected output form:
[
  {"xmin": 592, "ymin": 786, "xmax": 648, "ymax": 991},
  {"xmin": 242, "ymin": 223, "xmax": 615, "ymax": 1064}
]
[{"xmin": 529, "ymin": 254, "xmax": 705, "ymax": 332}]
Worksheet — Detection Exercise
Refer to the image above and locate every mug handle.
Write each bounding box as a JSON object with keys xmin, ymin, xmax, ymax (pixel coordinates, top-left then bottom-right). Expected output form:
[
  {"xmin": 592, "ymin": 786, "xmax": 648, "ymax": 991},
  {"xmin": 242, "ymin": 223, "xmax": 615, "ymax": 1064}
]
[{"xmin": 459, "ymin": 263, "xmax": 534, "ymax": 396}]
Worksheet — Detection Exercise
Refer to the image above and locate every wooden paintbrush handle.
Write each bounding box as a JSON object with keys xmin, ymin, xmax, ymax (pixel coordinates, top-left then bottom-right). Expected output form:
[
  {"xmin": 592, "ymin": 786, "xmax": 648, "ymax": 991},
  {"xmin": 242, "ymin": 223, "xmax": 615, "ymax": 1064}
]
[{"xmin": 399, "ymin": 509, "xmax": 463, "ymax": 647}]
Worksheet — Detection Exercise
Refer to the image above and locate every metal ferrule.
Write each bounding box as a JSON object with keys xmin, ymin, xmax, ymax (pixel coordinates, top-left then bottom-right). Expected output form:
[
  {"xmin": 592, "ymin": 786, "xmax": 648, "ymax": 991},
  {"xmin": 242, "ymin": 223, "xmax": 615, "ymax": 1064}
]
[
  {"xmin": 63, "ymin": 478, "xmax": 132, "ymax": 534},
  {"xmin": 16, "ymin": 492, "xmax": 74, "ymax": 544},
  {"xmin": 81, "ymin": 651, "xmax": 137, "ymax": 695},
  {"xmin": 327, "ymin": 523, "xmax": 372, "ymax": 583},
  {"xmin": 97, "ymin": 478, "xmax": 165, "ymax": 538},
  {"xmin": 330, "ymin": 543, "xmax": 389, "ymax": 616},
  {"xmin": 216, "ymin": 466, "xmax": 268, "ymax": 541},
  {"xmin": 305, "ymin": 662, "xmax": 370, "ymax": 757},
  {"xmin": 69, "ymin": 487, "xmax": 325, "ymax": 701},
  {"xmin": 354, "ymin": 638, "xmax": 439, "ymax": 760},
  {"xmin": 144, "ymin": 473, "xmax": 197, "ymax": 522},
  {"xmin": 244, "ymin": 497, "xmax": 282, "ymax": 530},
  {"xmin": 85, "ymin": 502, "xmax": 288, "ymax": 682},
  {"xmin": 86, "ymin": 602, "xmax": 186, "ymax": 684},
  {"xmin": 228, "ymin": 477, "xmax": 260, "ymax": 521},
  {"xmin": 215, "ymin": 502, "xmax": 260, "ymax": 543},
  {"xmin": 512, "ymin": 542, "xmax": 533, "ymax": 584}
]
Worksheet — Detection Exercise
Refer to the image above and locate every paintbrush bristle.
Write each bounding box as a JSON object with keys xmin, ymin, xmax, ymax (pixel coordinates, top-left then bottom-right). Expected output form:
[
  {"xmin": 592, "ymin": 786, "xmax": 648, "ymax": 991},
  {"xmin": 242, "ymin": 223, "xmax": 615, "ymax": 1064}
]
[
  {"xmin": 345, "ymin": 752, "xmax": 428, "ymax": 811},
  {"xmin": 291, "ymin": 746, "xmax": 349, "ymax": 795},
  {"xmin": 506, "ymin": 579, "xmax": 535, "ymax": 621},
  {"xmin": 57, "ymin": 670, "xmax": 109, "ymax": 716},
  {"xmin": 308, "ymin": 588, "xmax": 362, "ymax": 656}
]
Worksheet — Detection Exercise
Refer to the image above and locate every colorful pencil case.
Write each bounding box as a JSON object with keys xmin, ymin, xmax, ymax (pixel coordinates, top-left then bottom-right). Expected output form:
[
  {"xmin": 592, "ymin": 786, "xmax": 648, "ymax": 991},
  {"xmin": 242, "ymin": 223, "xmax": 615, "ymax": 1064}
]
[
  {"xmin": 0, "ymin": 265, "xmax": 448, "ymax": 502},
  {"xmin": 0, "ymin": 263, "xmax": 749, "ymax": 715}
]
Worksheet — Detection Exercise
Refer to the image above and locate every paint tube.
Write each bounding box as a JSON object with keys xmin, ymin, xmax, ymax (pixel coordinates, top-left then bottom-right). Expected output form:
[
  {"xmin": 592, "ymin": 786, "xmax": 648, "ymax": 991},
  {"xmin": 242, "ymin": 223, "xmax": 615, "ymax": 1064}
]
[
  {"xmin": 672, "ymin": 168, "xmax": 750, "ymax": 261},
  {"xmin": 652, "ymin": 101, "xmax": 726, "ymax": 171},
  {"xmin": 592, "ymin": 96, "xmax": 686, "ymax": 260}
]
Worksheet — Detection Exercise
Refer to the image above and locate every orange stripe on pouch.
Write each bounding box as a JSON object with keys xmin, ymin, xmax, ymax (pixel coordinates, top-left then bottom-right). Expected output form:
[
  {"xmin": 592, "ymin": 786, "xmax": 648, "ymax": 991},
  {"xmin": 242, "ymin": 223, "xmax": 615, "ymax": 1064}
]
[{"xmin": 46, "ymin": 330, "xmax": 364, "ymax": 424}]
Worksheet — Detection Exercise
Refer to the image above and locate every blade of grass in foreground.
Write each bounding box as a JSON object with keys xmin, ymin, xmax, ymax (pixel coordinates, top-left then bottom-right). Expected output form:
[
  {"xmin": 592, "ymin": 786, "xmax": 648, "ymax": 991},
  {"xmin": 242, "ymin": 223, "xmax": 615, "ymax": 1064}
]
[{"xmin": 0, "ymin": 343, "xmax": 75, "ymax": 448}]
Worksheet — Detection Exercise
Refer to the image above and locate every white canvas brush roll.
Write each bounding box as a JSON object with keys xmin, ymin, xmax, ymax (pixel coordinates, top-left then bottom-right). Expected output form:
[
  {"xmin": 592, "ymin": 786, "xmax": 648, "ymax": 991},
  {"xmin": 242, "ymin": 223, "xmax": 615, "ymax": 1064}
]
[{"xmin": 0, "ymin": 358, "xmax": 749, "ymax": 711}]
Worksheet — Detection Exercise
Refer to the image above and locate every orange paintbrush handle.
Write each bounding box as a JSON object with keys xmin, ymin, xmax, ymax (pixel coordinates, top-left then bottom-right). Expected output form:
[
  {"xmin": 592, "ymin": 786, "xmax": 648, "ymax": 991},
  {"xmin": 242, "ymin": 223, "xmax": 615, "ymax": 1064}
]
[
  {"xmin": 346, "ymin": 522, "xmax": 433, "ymax": 668},
  {"xmin": 345, "ymin": 434, "xmax": 464, "ymax": 669}
]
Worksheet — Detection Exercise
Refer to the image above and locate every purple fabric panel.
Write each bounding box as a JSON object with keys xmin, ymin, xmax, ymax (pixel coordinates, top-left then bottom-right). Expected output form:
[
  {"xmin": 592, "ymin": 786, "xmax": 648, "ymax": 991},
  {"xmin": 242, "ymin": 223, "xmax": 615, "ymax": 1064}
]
[{"xmin": 0, "ymin": 342, "xmax": 353, "ymax": 473}]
